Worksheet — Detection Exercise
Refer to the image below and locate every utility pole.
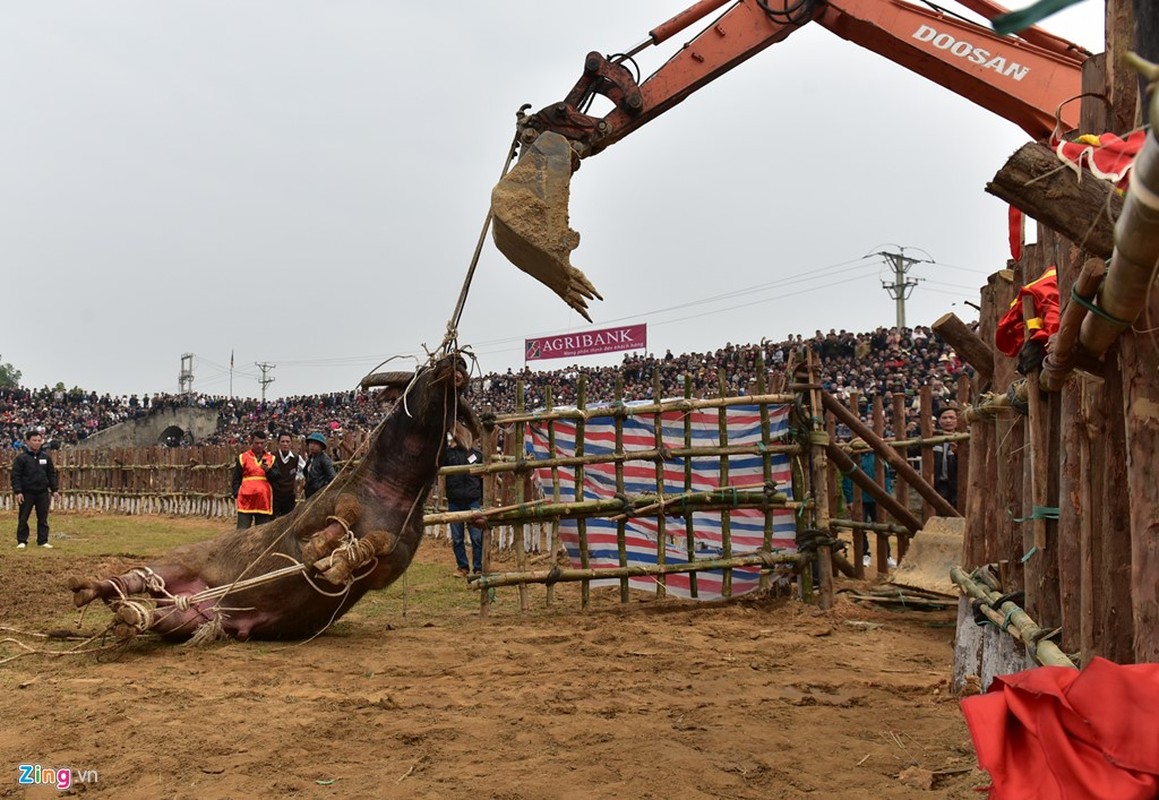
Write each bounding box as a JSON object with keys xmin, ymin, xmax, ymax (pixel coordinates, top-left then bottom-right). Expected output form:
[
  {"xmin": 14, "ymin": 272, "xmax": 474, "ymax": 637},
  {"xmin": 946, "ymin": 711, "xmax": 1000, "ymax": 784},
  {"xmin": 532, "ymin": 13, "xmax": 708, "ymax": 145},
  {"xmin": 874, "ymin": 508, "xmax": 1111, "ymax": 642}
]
[
  {"xmin": 255, "ymin": 362, "xmax": 276, "ymax": 402},
  {"xmin": 876, "ymin": 247, "xmax": 930, "ymax": 329},
  {"xmin": 178, "ymin": 353, "xmax": 194, "ymax": 395}
]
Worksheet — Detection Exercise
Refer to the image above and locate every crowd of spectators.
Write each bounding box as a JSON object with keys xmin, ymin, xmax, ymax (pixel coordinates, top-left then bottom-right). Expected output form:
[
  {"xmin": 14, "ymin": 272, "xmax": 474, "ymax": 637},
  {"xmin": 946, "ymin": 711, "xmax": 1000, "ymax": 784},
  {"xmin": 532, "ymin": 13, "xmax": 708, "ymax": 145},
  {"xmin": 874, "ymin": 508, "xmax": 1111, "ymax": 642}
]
[{"xmin": 3, "ymin": 325, "xmax": 972, "ymax": 449}]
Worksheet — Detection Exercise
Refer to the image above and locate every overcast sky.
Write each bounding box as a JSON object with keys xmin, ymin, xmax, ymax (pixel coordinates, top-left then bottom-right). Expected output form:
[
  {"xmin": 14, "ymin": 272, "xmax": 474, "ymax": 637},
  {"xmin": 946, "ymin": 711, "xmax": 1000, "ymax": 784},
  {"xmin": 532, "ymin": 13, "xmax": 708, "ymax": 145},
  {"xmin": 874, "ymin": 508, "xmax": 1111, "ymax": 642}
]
[{"xmin": 1, "ymin": 1, "xmax": 1105, "ymax": 399}]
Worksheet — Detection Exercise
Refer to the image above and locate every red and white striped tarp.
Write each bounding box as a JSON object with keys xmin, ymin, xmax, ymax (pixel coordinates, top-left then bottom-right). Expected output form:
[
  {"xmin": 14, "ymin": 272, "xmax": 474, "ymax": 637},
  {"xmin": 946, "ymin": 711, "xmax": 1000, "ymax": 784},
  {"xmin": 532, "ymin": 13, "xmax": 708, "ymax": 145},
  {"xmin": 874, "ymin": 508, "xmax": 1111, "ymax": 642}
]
[{"xmin": 526, "ymin": 403, "xmax": 797, "ymax": 600}]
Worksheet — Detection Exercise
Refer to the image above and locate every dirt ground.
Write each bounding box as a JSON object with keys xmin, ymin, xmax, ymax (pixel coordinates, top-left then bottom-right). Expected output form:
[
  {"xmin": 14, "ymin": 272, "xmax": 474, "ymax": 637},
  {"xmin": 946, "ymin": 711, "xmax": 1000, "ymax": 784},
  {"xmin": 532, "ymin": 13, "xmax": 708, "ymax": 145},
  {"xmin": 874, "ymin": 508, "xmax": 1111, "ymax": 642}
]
[{"xmin": 0, "ymin": 514, "xmax": 986, "ymax": 799}]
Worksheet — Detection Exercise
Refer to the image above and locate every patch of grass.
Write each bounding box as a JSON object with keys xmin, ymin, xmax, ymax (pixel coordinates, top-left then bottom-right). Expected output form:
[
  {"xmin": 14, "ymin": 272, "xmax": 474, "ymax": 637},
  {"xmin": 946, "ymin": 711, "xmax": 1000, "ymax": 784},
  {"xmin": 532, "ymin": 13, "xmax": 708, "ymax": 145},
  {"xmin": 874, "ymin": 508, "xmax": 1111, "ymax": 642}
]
[{"xmin": 0, "ymin": 510, "xmax": 225, "ymax": 558}]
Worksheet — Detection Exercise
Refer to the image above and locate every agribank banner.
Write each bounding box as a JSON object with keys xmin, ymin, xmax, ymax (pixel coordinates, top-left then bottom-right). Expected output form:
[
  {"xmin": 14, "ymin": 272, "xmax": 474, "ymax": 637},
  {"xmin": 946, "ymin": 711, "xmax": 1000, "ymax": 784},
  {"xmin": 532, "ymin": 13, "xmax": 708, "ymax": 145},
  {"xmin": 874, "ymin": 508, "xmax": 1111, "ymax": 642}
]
[{"xmin": 525, "ymin": 323, "xmax": 646, "ymax": 362}]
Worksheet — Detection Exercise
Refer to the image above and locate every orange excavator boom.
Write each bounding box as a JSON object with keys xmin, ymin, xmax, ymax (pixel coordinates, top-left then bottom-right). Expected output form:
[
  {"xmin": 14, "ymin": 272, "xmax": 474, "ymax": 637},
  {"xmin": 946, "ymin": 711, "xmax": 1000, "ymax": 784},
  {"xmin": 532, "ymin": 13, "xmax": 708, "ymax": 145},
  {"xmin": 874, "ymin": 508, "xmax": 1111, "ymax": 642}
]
[{"xmin": 490, "ymin": 0, "xmax": 1091, "ymax": 318}]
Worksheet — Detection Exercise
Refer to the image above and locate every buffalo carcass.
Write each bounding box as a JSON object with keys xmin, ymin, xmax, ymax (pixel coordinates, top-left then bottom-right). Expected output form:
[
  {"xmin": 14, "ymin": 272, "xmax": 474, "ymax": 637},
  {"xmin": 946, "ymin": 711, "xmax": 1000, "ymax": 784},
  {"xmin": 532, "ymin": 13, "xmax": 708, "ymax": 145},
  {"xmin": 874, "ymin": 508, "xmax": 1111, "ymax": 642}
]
[{"xmin": 67, "ymin": 354, "xmax": 479, "ymax": 642}]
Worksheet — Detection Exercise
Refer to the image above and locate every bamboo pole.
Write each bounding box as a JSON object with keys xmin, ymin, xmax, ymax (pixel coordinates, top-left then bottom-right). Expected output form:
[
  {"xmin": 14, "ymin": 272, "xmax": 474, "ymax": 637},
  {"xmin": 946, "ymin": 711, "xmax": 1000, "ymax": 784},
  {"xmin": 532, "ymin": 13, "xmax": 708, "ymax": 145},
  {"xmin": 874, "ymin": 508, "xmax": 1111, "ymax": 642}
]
[
  {"xmin": 892, "ymin": 392, "xmax": 911, "ymax": 561},
  {"xmin": 683, "ymin": 374, "xmax": 698, "ymax": 599},
  {"xmin": 872, "ymin": 397, "xmax": 889, "ymax": 574},
  {"xmin": 514, "ymin": 382, "xmax": 529, "ymax": 612},
  {"xmin": 480, "ymin": 420, "xmax": 496, "ymax": 617},
  {"xmin": 438, "ymin": 443, "xmax": 801, "ymax": 476},
  {"xmin": 848, "ymin": 392, "xmax": 866, "ymax": 578},
  {"xmin": 615, "ymin": 374, "xmax": 629, "ymax": 603},
  {"xmin": 545, "ymin": 387, "xmax": 559, "ymax": 608},
  {"xmin": 950, "ymin": 566, "xmax": 1075, "ymax": 669},
  {"xmin": 823, "ymin": 391, "xmax": 958, "ymax": 518},
  {"xmin": 576, "ymin": 375, "xmax": 590, "ymax": 610},
  {"xmin": 717, "ymin": 369, "xmax": 732, "ymax": 598},
  {"xmin": 830, "ymin": 519, "xmax": 911, "ymax": 535},
  {"xmin": 756, "ymin": 355, "xmax": 773, "ymax": 592},
  {"xmin": 1040, "ymin": 257, "xmax": 1106, "ymax": 392},
  {"xmin": 808, "ymin": 353, "xmax": 834, "ymax": 609},
  {"xmin": 470, "ymin": 552, "xmax": 802, "ymax": 589},
  {"xmin": 498, "ymin": 393, "xmax": 797, "ymax": 424},
  {"xmin": 654, "ymin": 371, "xmax": 668, "ymax": 600}
]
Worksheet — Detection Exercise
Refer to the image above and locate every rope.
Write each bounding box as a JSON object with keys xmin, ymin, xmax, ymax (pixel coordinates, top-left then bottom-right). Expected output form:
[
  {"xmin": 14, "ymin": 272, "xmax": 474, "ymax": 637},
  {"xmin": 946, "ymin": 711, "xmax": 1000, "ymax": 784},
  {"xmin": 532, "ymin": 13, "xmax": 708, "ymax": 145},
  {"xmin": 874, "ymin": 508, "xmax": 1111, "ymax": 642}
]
[
  {"xmin": 1070, "ymin": 284, "xmax": 1131, "ymax": 327},
  {"xmin": 443, "ymin": 131, "xmax": 521, "ymax": 354}
]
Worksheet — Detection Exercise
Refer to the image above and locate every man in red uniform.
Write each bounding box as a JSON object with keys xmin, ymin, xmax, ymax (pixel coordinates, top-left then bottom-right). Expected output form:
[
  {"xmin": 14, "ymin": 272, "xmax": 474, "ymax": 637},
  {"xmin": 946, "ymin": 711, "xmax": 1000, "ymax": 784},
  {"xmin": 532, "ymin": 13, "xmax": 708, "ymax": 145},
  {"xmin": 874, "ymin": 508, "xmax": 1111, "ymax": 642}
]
[{"xmin": 231, "ymin": 430, "xmax": 275, "ymax": 529}]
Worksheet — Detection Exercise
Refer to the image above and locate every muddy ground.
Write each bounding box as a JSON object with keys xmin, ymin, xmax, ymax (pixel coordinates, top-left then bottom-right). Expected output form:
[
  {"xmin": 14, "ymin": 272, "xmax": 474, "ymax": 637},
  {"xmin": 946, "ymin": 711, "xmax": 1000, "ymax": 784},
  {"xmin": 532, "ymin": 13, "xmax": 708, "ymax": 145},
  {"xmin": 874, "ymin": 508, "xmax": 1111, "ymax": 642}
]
[{"xmin": 0, "ymin": 514, "xmax": 986, "ymax": 799}]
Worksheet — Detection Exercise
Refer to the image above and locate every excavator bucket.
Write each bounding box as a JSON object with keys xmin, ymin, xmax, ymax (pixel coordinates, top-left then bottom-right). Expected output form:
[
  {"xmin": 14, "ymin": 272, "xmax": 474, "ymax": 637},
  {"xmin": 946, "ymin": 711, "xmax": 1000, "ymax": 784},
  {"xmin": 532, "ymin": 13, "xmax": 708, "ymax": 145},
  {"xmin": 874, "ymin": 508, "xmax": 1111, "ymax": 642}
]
[{"xmin": 491, "ymin": 131, "xmax": 602, "ymax": 321}]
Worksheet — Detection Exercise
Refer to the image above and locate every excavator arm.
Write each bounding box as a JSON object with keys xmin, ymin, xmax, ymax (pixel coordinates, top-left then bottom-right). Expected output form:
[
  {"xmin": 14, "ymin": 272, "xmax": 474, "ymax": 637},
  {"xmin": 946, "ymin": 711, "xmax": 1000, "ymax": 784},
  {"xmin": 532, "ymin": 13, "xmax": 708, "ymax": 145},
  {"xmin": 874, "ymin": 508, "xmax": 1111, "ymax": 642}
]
[{"xmin": 490, "ymin": 0, "xmax": 1090, "ymax": 319}]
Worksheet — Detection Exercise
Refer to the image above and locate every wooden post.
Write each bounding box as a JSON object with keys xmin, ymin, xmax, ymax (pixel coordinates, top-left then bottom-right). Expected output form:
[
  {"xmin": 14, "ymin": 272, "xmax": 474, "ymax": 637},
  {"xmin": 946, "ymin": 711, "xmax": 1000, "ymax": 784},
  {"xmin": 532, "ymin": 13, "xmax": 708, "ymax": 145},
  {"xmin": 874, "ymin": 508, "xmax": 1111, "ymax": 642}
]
[
  {"xmin": 848, "ymin": 393, "xmax": 866, "ymax": 578},
  {"xmin": 956, "ymin": 375, "xmax": 971, "ymax": 515},
  {"xmin": 892, "ymin": 392, "xmax": 911, "ymax": 560},
  {"xmin": 1093, "ymin": 352, "xmax": 1135, "ymax": 662},
  {"xmin": 1120, "ymin": 293, "xmax": 1159, "ymax": 662},
  {"xmin": 919, "ymin": 386, "xmax": 935, "ymax": 523},
  {"xmin": 872, "ymin": 397, "xmax": 889, "ymax": 573},
  {"xmin": 1078, "ymin": 382, "xmax": 1094, "ymax": 665}
]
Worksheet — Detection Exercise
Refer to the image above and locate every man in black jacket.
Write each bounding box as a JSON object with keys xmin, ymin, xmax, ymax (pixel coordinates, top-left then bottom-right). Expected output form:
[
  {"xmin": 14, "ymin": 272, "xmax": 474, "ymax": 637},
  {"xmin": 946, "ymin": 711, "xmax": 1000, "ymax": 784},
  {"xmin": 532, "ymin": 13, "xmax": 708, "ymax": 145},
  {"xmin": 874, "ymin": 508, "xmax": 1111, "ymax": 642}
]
[
  {"xmin": 269, "ymin": 432, "xmax": 304, "ymax": 518},
  {"xmin": 303, "ymin": 432, "xmax": 336, "ymax": 499},
  {"xmin": 441, "ymin": 424, "xmax": 485, "ymax": 577},
  {"xmin": 11, "ymin": 430, "xmax": 61, "ymax": 549}
]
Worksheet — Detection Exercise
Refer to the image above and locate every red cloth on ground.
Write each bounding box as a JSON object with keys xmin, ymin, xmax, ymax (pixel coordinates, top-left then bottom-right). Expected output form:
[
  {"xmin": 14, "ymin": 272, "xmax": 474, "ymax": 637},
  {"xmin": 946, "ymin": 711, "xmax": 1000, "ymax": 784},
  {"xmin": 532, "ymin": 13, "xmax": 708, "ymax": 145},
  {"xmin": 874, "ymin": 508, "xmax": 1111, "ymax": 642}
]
[
  {"xmin": 994, "ymin": 268, "xmax": 1060, "ymax": 358},
  {"xmin": 961, "ymin": 657, "xmax": 1159, "ymax": 799}
]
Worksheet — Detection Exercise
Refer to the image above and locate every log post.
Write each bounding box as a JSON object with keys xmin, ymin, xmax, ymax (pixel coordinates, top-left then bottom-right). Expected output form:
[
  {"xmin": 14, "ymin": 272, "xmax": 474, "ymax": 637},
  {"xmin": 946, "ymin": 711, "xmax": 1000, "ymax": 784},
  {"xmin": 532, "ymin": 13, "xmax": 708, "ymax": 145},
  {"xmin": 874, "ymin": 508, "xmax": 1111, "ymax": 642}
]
[
  {"xmin": 872, "ymin": 397, "xmax": 889, "ymax": 574},
  {"xmin": 891, "ymin": 393, "xmax": 911, "ymax": 560},
  {"xmin": 932, "ymin": 312, "xmax": 994, "ymax": 384},
  {"xmin": 919, "ymin": 386, "xmax": 935, "ymax": 522},
  {"xmin": 986, "ymin": 143, "xmax": 1119, "ymax": 259},
  {"xmin": 825, "ymin": 444, "xmax": 921, "ymax": 534},
  {"xmin": 822, "ymin": 391, "xmax": 958, "ymax": 518}
]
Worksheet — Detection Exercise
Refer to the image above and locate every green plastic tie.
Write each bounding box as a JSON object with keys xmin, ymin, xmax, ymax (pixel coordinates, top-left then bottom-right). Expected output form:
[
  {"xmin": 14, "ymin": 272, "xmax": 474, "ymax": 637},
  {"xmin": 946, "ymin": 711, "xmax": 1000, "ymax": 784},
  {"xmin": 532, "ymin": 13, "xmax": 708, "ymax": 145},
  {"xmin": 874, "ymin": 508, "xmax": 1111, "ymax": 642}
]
[
  {"xmin": 1013, "ymin": 506, "xmax": 1060, "ymax": 522},
  {"xmin": 1021, "ymin": 546, "xmax": 1039, "ymax": 563},
  {"xmin": 1070, "ymin": 285, "xmax": 1131, "ymax": 327}
]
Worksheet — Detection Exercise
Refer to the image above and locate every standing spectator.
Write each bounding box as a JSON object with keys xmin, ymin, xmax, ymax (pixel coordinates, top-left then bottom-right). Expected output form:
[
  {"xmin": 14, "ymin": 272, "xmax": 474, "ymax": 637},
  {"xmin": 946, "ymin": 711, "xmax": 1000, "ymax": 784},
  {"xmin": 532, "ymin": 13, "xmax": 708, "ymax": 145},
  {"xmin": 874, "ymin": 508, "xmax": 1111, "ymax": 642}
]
[
  {"xmin": 841, "ymin": 439, "xmax": 895, "ymax": 568},
  {"xmin": 303, "ymin": 432, "xmax": 336, "ymax": 499},
  {"xmin": 231, "ymin": 430, "xmax": 275, "ymax": 529},
  {"xmin": 441, "ymin": 423, "xmax": 485, "ymax": 577},
  {"xmin": 269, "ymin": 432, "xmax": 304, "ymax": 518},
  {"xmin": 11, "ymin": 430, "xmax": 60, "ymax": 549},
  {"xmin": 932, "ymin": 406, "xmax": 959, "ymax": 509}
]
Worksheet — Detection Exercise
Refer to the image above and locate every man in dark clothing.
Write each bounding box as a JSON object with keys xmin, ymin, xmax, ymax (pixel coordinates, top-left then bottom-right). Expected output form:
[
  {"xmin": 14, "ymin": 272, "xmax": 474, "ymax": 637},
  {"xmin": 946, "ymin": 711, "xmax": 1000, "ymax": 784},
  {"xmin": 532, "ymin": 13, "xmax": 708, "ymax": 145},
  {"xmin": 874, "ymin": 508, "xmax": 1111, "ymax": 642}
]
[
  {"xmin": 303, "ymin": 432, "xmax": 336, "ymax": 499},
  {"xmin": 11, "ymin": 431, "xmax": 60, "ymax": 548},
  {"xmin": 441, "ymin": 424, "xmax": 485, "ymax": 577},
  {"xmin": 269, "ymin": 432, "xmax": 304, "ymax": 517}
]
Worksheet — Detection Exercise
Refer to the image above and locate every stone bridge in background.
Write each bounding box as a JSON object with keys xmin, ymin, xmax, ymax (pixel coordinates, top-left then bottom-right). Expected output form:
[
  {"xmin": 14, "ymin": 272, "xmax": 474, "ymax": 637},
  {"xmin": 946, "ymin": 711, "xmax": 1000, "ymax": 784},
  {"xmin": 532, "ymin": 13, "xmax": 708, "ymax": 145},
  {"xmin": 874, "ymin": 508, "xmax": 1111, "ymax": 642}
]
[{"xmin": 73, "ymin": 406, "xmax": 221, "ymax": 449}]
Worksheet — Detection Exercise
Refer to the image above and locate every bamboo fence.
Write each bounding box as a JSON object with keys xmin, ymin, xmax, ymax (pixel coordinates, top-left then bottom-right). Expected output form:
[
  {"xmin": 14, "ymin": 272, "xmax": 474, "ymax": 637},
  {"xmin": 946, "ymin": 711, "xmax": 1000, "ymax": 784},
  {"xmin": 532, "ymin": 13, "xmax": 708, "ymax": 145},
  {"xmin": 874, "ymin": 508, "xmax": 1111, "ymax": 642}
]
[{"xmin": 1, "ymin": 373, "xmax": 975, "ymax": 614}]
